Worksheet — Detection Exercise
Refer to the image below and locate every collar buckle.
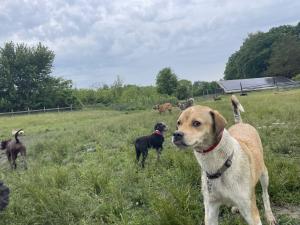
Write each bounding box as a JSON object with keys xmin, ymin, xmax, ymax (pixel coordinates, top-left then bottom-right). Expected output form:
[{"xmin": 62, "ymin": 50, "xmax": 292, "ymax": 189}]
[{"xmin": 206, "ymin": 151, "xmax": 234, "ymax": 180}]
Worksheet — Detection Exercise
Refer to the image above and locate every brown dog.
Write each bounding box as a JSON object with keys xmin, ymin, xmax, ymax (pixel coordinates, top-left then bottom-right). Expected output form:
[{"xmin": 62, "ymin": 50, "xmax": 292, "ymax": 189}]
[
  {"xmin": 1, "ymin": 129, "xmax": 27, "ymax": 170},
  {"xmin": 173, "ymin": 96, "xmax": 276, "ymax": 225},
  {"xmin": 153, "ymin": 103, "xmax": 172, "ymax": 114}
]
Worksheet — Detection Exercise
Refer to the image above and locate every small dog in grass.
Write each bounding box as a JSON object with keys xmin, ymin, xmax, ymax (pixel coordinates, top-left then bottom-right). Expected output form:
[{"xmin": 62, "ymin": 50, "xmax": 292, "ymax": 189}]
[
  {"xmin": 177, "ymin": 98, "xmax": 194, "ymax": 110},
  {"xmin": 135, "ymin": 122, "xmax": 168, "ymax": 168},
  {"xmin": 153, "ymin": 103, "xmax": 172, "ymax": 114},
  {"xmin": 1, "ymin": 129, "xmax": 27, "ymax": 170}
]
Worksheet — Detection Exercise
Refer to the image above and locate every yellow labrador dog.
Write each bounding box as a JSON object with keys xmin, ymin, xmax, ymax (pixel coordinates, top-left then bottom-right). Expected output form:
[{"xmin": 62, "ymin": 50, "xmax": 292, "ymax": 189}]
[{"xmin": 172, "ymin": 96, "xmax": 276, "ymax": 225}]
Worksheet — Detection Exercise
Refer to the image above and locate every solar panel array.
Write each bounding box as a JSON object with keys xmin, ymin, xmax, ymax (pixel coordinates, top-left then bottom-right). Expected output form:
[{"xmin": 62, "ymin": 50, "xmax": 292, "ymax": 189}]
[{"xmin": 217, "ymin": 76, "xmax": 297, "ymax": 93}]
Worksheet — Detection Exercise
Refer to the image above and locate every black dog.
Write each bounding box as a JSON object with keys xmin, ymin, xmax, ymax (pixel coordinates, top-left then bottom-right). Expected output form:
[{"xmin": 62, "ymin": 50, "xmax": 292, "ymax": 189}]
[
  {"xmin": 1, "ymin": 129, "xmax": 27, "ymax": 170},
  {"xmin": 135, "ymin": 122, "xmax": 168, "ymax": 168},
  {"xmin": 0, "ymin": 181, "xmax": 9, "ymax": 211}
]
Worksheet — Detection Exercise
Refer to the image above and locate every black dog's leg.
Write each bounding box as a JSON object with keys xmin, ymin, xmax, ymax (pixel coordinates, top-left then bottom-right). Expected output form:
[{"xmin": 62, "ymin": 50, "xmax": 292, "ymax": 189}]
[
  {"xmin": 156, "ymin": 148, "xmax": 162, "ymax": 161},
  {"xmin": 6, "ymin": 152, "xmax": 13, "ymax": 170},
  {"xmin": 141, "ymin": 149, "xmax": 148, "ymax": 168},
  {"xmin": 12, "ymin": 156, "xmax": 17, "ymax": 170},
  {"xmin": 9, "ymin": 152, "xmax": 17, "ymax": 170},
  {"xmin": 136, "ymin": 148, "xmax": 141, "ymax": 162}
]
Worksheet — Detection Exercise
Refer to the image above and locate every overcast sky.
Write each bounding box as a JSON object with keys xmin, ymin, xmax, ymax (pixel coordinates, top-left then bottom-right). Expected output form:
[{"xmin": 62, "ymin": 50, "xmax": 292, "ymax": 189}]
[{"xmin": 0, "ymin": 0, "xmax": 299, "ymax": 88}]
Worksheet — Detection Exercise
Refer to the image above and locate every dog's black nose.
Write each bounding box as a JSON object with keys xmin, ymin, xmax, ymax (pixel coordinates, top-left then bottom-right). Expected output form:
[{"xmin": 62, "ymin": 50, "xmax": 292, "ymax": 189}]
[{"xmin": 173, "ymin": 131, "xmax": 184, "ymax": 141}]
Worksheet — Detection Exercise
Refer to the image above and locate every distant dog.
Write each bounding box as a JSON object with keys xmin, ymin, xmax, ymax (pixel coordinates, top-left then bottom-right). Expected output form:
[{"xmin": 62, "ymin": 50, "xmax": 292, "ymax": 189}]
[
  {"xmin": 0, "ymin": 181, "xmax": 9, "ymax": 211},
  {"xmin": 173, "ymin": 96, "xmax": 276, "ymax": 225},
  {"xmin": 1, "ymin": 129, "xmax": 27, "ymax": 170},
  {"xmin": 135, "ymin": 122, "xmax": 168, "ymax": 168},
  {"xmin": 177, "ymin": 98, "xmax": 194, "ymax": 110},
  {"xmin": 153, "ymin": 103, "xmax": 172, "ymax": 114}
]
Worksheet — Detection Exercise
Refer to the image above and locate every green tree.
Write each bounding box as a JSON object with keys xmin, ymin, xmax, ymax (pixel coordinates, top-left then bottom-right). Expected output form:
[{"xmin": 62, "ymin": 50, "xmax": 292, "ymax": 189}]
[
  {"xmin": 111, "ymin": 75, "xmax": 124, "ymax": 100},
  {"xmin": 0, "ymin": 42, "xmax": 16, "ymax": 109},
  {"xmin": 192, "ymin": 81, "xmax": 219, "ymax": 96},
  {"xmin": 224, "ymin": 32, "xmax": 274, "ymax": 79},
  {"xmin": 224, "ymin": 23, "xmax": 300, "ymax": 80},
  {"xmin": 176, "ymin": 79, "xmax": 192, "ymax": 100},
  {"xmin": 265, "ymin": 35, "xmax": 300, "ymax": 78},
  {"xmin": 156, "ymin": 67, "xmax": 178, "ymax": 95},
  {"xmin": 0, "ymin": 41, "xmax": 74, "ymax": 111}
]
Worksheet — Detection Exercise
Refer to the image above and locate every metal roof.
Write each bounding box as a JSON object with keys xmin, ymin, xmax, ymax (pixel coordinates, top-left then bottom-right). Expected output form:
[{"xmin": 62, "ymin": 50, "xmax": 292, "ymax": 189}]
[{"xmin": 217, "ymin": 77, "xmax": 296, "ymax": 93}]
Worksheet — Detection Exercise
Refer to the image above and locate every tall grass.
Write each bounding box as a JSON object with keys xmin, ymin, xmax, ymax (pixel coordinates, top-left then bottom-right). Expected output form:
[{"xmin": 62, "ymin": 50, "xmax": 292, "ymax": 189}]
[{"xmin": 0, "ymin": 89, "xmax": 299, "ymax": 225}]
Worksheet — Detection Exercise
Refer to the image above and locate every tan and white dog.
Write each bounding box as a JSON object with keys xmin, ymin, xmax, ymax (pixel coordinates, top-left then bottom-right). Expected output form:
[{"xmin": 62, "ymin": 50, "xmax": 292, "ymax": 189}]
[
  {"xmin": 172, "ymin": 95, "xmax": 276, "ymax": 225},
  {"xmin": 153, "ymin": 103, "xmax": 173, "ymax": 114}
]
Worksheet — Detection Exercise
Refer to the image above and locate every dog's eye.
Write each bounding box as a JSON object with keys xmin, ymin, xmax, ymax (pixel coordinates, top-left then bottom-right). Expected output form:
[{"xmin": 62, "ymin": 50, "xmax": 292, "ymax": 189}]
[
  {"xmin": 192, "ymin": 121, "xmax": 201, "ymax": 127},
  {"xmin": 177, "ymin": 121, "xmax": 181, "ymax": 126}
]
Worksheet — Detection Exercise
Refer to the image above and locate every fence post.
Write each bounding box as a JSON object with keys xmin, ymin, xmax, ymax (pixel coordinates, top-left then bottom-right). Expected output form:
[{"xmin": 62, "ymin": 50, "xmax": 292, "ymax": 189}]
[
  {"xmin": 28, "ymin": 107, "xmax": 30, "ymax": 115},
  {"xmin": 44, "ymin": 106, "xmax": 46, "ymax": 112},
  {"xmin": 240, "ymin": 82, "xmax": 243, "ymax": 95},
  {"xmin": 11, "ymin": 109, "xmax": 13, "ymax": 117},
  {"xmin": 70, "ymin": 104, "xmax": 73, "ymax": 111},
  {"xmin": 57, "ymin": 106, "xmax": 60, "ymax": 112},
  {"xmin": 274, "ymin": 78, "xmax": 278, "ymax": 91}
]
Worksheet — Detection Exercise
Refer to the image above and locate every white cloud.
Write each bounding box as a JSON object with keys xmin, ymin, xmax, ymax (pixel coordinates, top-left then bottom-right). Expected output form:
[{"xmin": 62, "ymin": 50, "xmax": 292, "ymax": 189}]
[{"xmin": 0, "ymin": 0, "xmax": 299, "ymax": 87}]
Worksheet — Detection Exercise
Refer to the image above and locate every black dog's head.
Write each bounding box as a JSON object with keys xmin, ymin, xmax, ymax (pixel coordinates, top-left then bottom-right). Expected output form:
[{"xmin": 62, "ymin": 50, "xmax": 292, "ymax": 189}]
[
  {"xmin": 0, "ymin": 140, "xmax": 10, "ymax": 150},
  {"xmin": 154, "ymin": 122, "xmax": 168, "ymax": 132},
  {"xmin": 0, "ymin": 181, "xmax": 10, "ymax": 211}
]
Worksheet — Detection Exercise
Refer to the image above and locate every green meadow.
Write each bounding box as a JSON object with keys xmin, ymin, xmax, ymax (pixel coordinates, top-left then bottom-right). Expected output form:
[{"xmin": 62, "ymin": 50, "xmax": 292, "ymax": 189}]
[{"xmin": 0, "ymin": 89, "xmax": 299, "ymax": 225}]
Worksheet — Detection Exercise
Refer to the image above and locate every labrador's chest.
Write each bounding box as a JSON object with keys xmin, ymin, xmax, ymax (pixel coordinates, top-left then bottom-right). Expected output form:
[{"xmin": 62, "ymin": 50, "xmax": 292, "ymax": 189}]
[{"xmin": 202, "ymin": 163, "xmax": 251, "ymax": 205}]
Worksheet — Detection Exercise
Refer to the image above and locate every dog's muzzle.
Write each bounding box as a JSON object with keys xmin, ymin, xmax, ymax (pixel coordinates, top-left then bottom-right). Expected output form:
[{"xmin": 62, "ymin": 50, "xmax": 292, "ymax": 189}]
[{"xmin": 172, "ymin": 131, "xmax": 187, "ymax": 147}]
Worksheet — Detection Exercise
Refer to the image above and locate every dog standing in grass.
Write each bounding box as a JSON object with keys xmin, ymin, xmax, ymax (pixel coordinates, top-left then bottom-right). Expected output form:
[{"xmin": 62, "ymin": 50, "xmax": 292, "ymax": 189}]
[
  {"xmin": 1, "ymin": 129, "xmax": 27, "ymax": 170},
  {"xmin": 135, "ymin": 122, "xmax": 168, "ymax": 168},
  {"xmin": 153, "ymin": 103, "xmax": 172, "ymax": 114},
  {"xmin": 177, "ymin": 98, "xmax": 194, "ymax": 110},
  {"xmin": 173, "ymin": 96, "xmax": 276, "ymax": 225}
]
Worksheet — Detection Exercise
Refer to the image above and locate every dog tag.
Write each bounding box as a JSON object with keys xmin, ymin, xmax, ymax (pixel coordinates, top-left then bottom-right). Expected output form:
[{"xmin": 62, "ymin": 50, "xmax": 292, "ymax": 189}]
[
  {"xmin": 207, "ymin": 179, "xmax": 212, "ymax": 193},
  {"xmin": 225, "ymin": 159, "xmax": 232, "ymax": 167}
]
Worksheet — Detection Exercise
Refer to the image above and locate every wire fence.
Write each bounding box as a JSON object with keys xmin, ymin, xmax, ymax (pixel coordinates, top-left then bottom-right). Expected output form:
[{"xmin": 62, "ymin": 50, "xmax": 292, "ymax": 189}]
[
  {"xmin": 0, "ymin": 105, "xmax": 76, "ymax": 117},
  {"xmin": 0, "ymin": 82, "xmax": 298, "ymax": 117},
  {"xmin": 219, "ymin": 79, "xmax": 300, "ymax": 94}
]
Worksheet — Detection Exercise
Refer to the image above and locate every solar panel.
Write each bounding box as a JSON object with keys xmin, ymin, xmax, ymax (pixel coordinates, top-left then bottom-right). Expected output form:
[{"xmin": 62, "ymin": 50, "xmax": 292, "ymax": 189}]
[{"xmin": 217, "ymin": 77, "xmax": 296, "ymax": 93}]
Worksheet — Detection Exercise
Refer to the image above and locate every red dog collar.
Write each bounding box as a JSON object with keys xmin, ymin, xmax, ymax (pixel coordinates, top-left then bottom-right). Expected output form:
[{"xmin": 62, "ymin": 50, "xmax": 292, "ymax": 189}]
[
  {"xmin": 196, "ymin": 129, "xmax": 224, "ymax": 154},
  {"xmin": 153, "ymin": 130, "xmax": 162, "ymax": 136}
]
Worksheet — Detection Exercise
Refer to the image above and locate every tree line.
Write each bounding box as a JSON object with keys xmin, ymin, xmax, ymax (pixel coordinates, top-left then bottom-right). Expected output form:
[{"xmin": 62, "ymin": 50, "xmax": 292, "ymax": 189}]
[
  {"xmin": 155, "ymin": 67, "xmax": 219, "ymax": 99},
  {"xmin": 2, "ymin": 21, "xmax": 298, "ymax": 113},
  {"xmin": 0, "ymin": 42, "xmax": 218, "ymax": 112},
  {"xmin": 72, "ymin": 71, "xmax": 219, "ymax": 111},
  {"xmin": 0, "ymin": 42, "xmax": 75, "ymax": 112},
  {"xmin": 224, "ymin": 22, "xmax": 300, "ymax": 80}
]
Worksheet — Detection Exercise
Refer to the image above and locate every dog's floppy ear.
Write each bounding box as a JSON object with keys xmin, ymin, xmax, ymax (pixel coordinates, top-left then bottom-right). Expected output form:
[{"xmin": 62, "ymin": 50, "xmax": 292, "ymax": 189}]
[{"xmin": 209, "ymin": 110, "xmax": 227, "ymax": 134}]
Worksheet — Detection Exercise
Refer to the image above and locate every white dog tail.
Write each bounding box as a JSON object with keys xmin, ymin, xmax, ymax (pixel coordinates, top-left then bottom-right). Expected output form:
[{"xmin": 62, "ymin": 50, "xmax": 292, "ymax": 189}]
[
  {"xmin": 231, "ymin": 95, "xmax": 244, "ymax": 123},
  {"xmin": 14, "ymin": 129, "xmax": 23, "ymax": 143}
]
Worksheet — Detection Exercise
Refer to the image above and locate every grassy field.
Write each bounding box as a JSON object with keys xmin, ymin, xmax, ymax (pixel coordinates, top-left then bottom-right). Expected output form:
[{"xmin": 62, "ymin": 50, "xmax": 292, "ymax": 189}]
[{"xmin": 0, "ymin": 89, "xmax": 299, "ymax": 225}]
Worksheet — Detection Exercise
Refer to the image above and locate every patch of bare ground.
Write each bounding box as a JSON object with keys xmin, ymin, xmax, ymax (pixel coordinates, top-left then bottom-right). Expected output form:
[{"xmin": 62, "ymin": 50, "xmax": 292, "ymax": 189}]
[{"xmin": 274, "ymin": 205, "xmax": 300, "ymax": 220}]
